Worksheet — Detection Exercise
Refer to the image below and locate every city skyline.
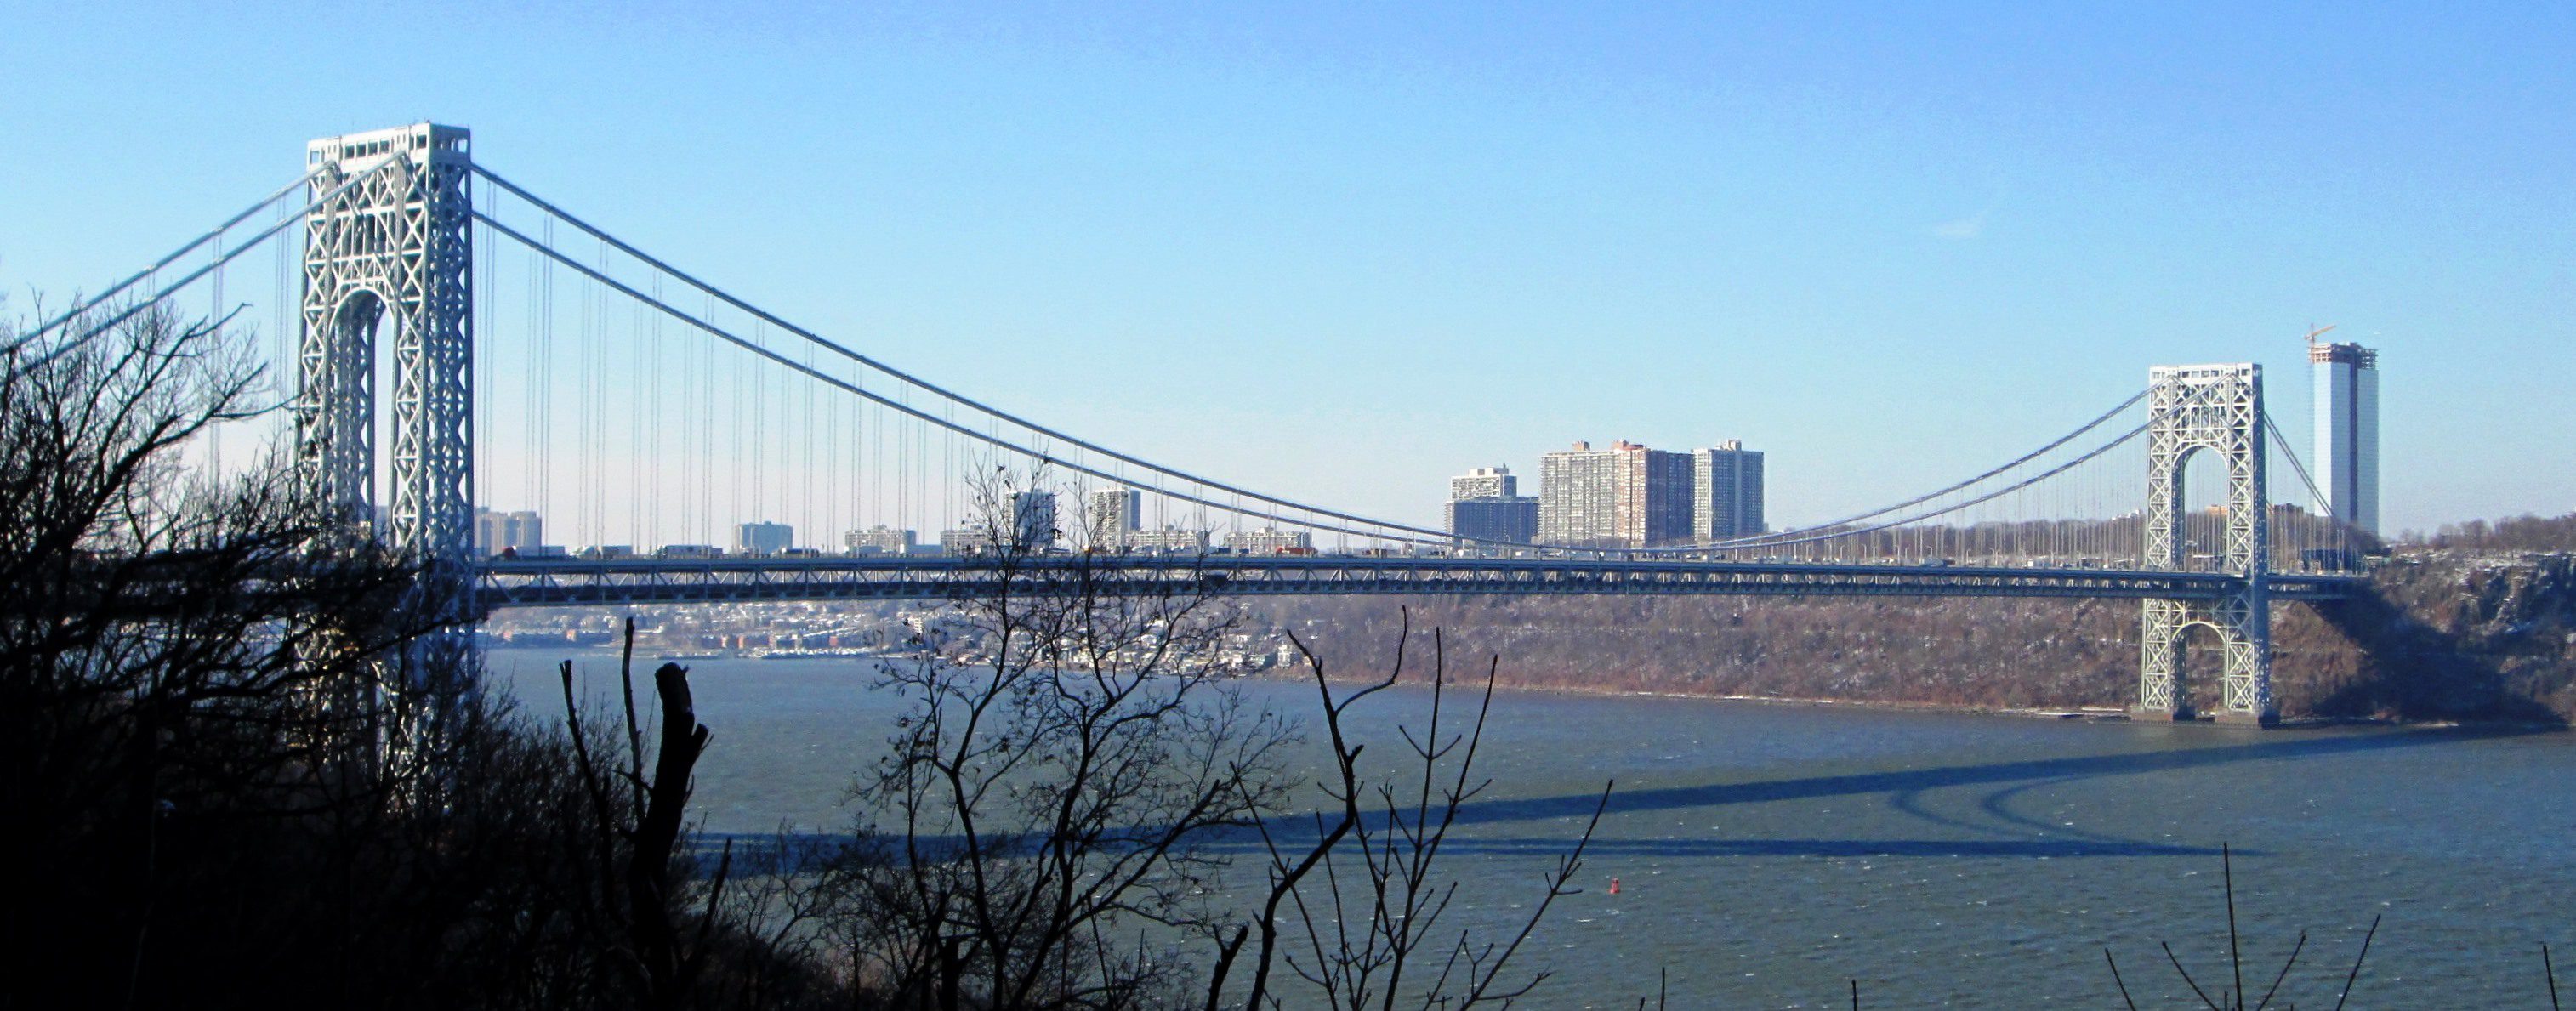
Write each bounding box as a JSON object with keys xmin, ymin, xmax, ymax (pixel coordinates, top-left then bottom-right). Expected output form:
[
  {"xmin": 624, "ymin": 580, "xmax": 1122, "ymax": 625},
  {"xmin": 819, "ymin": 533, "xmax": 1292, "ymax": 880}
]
[{"xmin": 5, "ymin": 6, "xmax": 2569, "ymax": 536}]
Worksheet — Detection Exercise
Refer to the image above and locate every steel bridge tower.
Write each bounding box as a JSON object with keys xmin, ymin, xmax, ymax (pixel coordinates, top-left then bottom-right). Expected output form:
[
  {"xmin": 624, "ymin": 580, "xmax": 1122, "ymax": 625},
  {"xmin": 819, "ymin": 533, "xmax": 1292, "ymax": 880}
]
[
  {"xmin": 296, "ymin": 122, "xmax": 479, "ymax": 739},
  {"xmin": 296, "ymin": 123, "xmax": 475, "ymax": 567},
  {"xmin": 2137, "ymin": 363, "xmax": 2274, "ymax": 725}
]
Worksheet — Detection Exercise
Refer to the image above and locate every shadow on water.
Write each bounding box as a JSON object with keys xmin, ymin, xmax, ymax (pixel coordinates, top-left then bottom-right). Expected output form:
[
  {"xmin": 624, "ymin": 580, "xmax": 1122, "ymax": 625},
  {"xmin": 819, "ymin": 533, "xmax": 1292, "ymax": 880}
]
[
  {"xmin": 692, "ymin": 725, "xmax": 2533, "ymax": 872},
  {"xmin": 689, "ymin": 831, "xmax": 2226, "ymax": 875},
  {"xmin": 1312, "ymin": 835, "xmax": 2227, "ymax": 859},
  {"xmin": 1440, "ymin": 723, "xmax": 2534, "ymax": 829},
  {"xmin": 1879, "ymin": 774, "xmax": 2162, "ymax": 851}
]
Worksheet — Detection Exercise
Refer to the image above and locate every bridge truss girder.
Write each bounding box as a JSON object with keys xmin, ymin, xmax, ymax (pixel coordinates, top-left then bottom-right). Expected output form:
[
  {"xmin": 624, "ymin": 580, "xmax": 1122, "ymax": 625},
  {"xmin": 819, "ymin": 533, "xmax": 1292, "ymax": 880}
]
[
  {"xmin": 2139, "ymin": 363, "xmax": 2273, "ymax": 724},
  {"xmin": 475, "ymin": 555, "xmax": 2360, "ymax": 611}
]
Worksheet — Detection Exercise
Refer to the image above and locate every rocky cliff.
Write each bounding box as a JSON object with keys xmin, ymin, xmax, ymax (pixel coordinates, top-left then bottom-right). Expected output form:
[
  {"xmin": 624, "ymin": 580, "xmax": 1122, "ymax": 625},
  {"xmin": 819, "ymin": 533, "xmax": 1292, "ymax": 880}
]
[{"xmin": 1256, "ymin": 551, "xmax": 2576, "ymax": 724}]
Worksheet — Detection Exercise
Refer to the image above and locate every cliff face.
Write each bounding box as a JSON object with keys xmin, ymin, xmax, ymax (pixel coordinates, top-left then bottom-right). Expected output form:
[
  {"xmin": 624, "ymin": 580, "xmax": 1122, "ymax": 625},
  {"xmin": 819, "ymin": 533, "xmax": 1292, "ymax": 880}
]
[
  {"xmin": 1256, "ymin": 552, "xmax": 2576, "ymax": 724},
  {"xmin": 2295, "ymin": 553, "xmax": 2576, "ymax": 722}
]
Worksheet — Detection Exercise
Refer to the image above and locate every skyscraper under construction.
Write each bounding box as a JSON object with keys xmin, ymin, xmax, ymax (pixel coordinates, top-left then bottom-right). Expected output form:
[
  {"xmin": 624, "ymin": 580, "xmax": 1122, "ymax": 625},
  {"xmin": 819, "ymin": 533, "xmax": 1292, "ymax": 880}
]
[{"xmin": 2310, "ymin": 340, "xmax": 2380, "ymax": 536}]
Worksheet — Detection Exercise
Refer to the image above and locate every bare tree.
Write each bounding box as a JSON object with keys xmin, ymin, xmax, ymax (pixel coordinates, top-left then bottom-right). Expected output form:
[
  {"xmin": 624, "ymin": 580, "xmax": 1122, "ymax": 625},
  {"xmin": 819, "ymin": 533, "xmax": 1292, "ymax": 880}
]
[
  {"xmin": 2102, "ymin": 843, "xmax": 2380, "ymax": 1011},
  {"xmin": 0, "ymin": 301, "xmax": 471, "ymax": 1006},
  {"xmin": 0, "ymin": 301, "xmax": 849, "ymax": 1009},
  {"xmin": 807, "ymin": 463, "xmax": 1291, "ymax": 1008},
  {"xmin": 1209, "ymin": 615, "xmax": 1608, "ymax": 1010},
  {"xmin": 805, "ymin": 465, "xmax": 1609, "ymax": 1010}
]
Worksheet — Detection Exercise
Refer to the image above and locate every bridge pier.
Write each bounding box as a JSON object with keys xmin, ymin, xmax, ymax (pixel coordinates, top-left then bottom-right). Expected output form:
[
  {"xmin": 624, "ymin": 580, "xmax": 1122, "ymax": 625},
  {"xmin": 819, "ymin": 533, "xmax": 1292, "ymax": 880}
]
[
  {"xmin": 2135, "ymin": 595, "xmax": 2276, "ymax": 725},
  {"xmin": 2134, "ymin": 364, "xmax": 2277, "ymax": 726}
]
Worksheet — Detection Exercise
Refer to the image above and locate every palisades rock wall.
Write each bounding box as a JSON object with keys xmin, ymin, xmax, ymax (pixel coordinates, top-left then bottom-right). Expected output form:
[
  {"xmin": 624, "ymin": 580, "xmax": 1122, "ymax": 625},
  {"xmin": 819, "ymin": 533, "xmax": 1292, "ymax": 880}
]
[
  {"xmin": 2298, "ymin": 552, "xmax": 2576, "ymax": 722},
  {"xmin": 1256, "ymin": 552, "xmax": 2576, "ymax": 724}
]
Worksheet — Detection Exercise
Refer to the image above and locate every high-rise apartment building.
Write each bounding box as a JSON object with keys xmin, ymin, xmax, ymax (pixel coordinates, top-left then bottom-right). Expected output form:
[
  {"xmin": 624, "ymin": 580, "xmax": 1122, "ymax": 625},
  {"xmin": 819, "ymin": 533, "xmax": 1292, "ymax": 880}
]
[
  {"xmin": 1122, "ymin": 527, "xmax": 1208, "ymax": 552},
  {"xmin": 1447, "ymin": 497, "xmax": 1538, "ymax": 545},
  {"xmin": 1224, "ymin": 528, "xmax": 1314, "ymax": 554},
  {"xmin": 1445, "ymin": 465, "xmax": 1536, "ymax": 545},
  {"xmin": 736, "ymin": 520, "xmax": 794, "ymax": 555},
  {"xmin": 843, "ymin": 525, "xmax": 917, "ymax": 554},
  {"xmin": 1449, "ymin": 466, "xmax": 1516, "ymax": 501},
  {"xmin": 2311, "ymin": 341, "xmax": 2380, "ymax": 535},
  {"xmin": 1690, "ymin": 441, "xmax": 1766, "ymax": 542},
  {"xmin": 474, "ymin": 508, "xmax": 543, "ymax": 557},
  {"xmin": 1085, "ymin": 487, "xmax": 1143, "ymax": 546},
  {"xmin": 1538, "ymin": 441, "xmax": 1692, "ymax": 548},
  {"xmin": 939, "ymin": 527, "xmax": 998, "ymax": 554},
  {"xmin": 1010, "ymin": 491, "xmax": 1059, "ymax": 550}
]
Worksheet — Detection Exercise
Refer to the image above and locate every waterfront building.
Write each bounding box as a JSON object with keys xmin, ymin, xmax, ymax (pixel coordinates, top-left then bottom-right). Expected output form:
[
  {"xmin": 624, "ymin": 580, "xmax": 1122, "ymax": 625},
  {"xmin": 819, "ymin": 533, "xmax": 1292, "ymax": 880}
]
[
  {"xmin": 735, "ymin": 520, "xmax": 793, "ymax": 556},
  {"xmin": 1538, "ymin": 440, "xmax": 1692, "ymax": 548},
  {"xmin": 842, "ymin": 525, "xmax": 917, "ymax": 554},
  {"xmin": 474, "ymin": 507, "xmax": 543, "ymax": 557},
  {"xmin": 1449, "ymin": 465, "xmax": 1517, "ymax": 501},
  {"xmin": 2311, "ymin": 340, "xmax": 2380, "ymax": 535},
  {"xmin": 1691, "ymin": 440, "xmax": 1766, "ymax": 542},
  {"xmin": 1224, "ymin": 527, "xmax": 1314, "ymax": 554}
]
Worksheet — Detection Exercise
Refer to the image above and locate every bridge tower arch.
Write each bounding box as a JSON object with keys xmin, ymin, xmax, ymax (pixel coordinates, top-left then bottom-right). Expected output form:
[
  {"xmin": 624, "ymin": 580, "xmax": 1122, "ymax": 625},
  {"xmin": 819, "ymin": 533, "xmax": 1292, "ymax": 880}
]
[
  {"xmin": 2137, "ymin": 363, "xmax": 2273, "ymax": 724},
  {"xmin": 296, "ymin": 123, "xmax": 475, "ymax": 565}
]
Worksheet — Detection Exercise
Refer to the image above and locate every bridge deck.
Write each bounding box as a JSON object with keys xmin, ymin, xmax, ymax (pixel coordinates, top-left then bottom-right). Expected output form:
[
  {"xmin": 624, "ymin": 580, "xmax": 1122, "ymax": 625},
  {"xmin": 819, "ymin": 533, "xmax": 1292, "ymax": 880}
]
[{"xmin": 476, "ymin": 555, "xmax": 2363, "ymax": 610}]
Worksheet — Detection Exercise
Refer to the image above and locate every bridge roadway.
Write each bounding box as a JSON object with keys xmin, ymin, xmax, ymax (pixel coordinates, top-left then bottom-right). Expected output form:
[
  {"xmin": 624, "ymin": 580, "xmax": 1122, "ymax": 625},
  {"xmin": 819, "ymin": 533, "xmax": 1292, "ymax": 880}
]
[{"xmin": 475, "ymin": 554, "xmax": 2364, "ymax": 611}]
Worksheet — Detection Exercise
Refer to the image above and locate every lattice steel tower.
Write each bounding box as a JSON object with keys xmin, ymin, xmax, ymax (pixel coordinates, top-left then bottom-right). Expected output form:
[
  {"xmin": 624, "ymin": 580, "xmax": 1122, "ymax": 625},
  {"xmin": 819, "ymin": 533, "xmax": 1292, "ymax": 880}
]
[
  {"xmin": 296, "ymin": 124, "xmax": 475, "ymax": 566},
  {"xmin": 2137, "ymin": 363, "xmax": 2275, "ymax": 725}
]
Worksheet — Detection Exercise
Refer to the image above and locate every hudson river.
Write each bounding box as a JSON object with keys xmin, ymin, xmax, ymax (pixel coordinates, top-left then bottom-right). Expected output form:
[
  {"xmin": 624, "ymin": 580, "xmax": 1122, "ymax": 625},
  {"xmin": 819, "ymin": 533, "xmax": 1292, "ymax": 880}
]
[{"xmin": 501, "ymin": 654, "xmax": 2576, "ymax": 1008}]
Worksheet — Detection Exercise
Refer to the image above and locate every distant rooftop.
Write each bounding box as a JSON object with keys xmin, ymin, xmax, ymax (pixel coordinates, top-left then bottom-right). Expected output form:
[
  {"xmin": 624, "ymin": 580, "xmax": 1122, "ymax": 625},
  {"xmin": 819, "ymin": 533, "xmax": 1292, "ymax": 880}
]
[{"xmin": 2308, "ymin": 341, "xmax": 2377, "ymax": 368}]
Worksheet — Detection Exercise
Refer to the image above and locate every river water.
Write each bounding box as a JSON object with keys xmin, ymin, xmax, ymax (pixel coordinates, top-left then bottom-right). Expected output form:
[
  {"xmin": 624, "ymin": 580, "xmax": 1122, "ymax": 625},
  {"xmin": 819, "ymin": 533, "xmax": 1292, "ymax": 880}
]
[{"xmin": 495, "ymin": 651, "xmax": 2576, "ymax": 1008}]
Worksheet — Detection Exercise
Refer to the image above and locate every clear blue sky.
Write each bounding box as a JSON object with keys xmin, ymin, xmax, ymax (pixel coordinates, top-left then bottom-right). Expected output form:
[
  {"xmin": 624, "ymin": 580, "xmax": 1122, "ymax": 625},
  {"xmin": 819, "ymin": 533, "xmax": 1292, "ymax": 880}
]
[{"xmin": 4, "ymin": 2, "xmax": 2568, "ymax": 534}]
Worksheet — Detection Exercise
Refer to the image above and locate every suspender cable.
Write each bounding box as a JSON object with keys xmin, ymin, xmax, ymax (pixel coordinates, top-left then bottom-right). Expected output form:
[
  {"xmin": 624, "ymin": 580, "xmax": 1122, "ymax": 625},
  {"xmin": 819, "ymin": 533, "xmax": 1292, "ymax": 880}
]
[
  {"xmin": 481, "ymin": 166, "xmax": 2168, "ymax": 561},
  {"xmin": 1730, "ymin": 424, "xmax": 2150, "ymax": 556},
  {"xmin": 476, "ymin": 211, "xmax": 1478, "ymax": 550},
  {"xmin": 1711, "ymin": 391, "xmax": 2147, "ymax": 554},
  {"xmin": 471, "ymin": 166, "xmax": 1459, "ymax": 544}
]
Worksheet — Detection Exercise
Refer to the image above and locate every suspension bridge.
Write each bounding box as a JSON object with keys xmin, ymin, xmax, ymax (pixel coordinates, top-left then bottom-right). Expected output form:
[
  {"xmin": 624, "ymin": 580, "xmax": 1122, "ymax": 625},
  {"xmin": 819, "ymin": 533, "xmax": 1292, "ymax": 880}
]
[{"xmin": 13, "ymin": 123, "xmax": 2374, "ymax": 725}]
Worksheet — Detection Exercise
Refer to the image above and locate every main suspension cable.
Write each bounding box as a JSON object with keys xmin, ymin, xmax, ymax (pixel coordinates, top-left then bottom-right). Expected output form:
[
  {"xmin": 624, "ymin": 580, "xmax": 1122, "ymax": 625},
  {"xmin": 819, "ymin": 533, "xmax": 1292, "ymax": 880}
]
[
  {"xmin": 16, "ymin": 163, "xmax": 394, "ymax": 373},
  {"xmin": 11, "ymin": 167, "xmax": 323, "ymax": 349}
]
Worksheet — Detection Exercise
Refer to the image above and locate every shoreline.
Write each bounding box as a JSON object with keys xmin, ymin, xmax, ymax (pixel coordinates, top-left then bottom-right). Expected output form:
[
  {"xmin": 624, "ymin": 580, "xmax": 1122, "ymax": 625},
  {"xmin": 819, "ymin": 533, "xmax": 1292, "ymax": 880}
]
[{"xmin": 500, "ymin": 646, "xmax": 2567, "ymax": 733}]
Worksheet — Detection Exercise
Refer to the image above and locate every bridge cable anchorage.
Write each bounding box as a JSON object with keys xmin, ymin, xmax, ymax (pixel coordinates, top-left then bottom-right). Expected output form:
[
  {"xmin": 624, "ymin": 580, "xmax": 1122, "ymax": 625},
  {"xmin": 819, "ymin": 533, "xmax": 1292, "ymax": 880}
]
[{"xmin": 13, "ymin": 162, "xmax": 395, "ymax": 375}]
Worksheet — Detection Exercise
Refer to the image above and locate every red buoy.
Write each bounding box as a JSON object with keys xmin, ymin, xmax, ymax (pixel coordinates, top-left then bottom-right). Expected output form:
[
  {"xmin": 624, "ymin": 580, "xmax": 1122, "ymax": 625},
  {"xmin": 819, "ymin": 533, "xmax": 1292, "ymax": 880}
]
[{"xmin": 1608, "ymin": 878, "xmax": 1621, "ymax": 895}]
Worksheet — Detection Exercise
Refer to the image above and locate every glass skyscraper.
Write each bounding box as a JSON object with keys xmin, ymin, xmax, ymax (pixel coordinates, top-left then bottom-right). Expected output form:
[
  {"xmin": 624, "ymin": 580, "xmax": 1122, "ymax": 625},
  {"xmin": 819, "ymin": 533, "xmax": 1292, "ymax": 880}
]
[{"xmin": 2309, "ymin": 341, "xmax": 2380, "ymax": 535}]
